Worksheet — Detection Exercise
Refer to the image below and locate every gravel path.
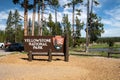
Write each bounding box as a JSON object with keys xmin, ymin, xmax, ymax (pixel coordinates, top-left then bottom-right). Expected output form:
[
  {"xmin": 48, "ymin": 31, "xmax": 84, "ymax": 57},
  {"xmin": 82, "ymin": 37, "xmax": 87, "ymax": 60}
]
[
  {"xmin": 0, "ymin": 53, "xmax": 120, "ymax": 80},
  {"xmin": 0, "ymin": 49, "xmax": 13, "ymax": 55}
]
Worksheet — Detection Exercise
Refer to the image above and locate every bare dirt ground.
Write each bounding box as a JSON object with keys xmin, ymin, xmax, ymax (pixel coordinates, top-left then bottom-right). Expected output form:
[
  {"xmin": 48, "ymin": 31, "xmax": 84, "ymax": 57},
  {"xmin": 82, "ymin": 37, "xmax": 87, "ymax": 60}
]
[{"xmin": 0, "ymin": 53, "xmax": 120, "ymax": 80}]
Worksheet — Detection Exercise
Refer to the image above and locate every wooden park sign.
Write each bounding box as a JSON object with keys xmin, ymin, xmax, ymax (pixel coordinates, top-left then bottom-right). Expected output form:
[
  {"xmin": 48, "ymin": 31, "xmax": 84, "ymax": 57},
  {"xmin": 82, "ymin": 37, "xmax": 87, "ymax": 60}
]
[{"xmin": 24, "ymin": 35, "xmax": 69, "ymax": 62}]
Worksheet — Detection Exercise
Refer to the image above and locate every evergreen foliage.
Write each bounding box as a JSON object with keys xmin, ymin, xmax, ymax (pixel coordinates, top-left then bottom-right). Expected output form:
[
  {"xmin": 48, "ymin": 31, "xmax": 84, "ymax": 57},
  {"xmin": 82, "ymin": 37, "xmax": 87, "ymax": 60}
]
[
  {"xmin": 62, "ymin": 14, "xmax": 72, "ymax": 46},
  {"xmin": 88, "ymin": 13, "xmax": 104, "ymax": 42},
  {"xmin": 4, "ymin": 0, "xmax": 106, "ymax": 48},
  {"xmin": 74, "ymin": 16, "xmax": 84, "ymax": 46},
  {"xmin": 5, "ymin": 10, "xmax": 23, "ymax": 43}
]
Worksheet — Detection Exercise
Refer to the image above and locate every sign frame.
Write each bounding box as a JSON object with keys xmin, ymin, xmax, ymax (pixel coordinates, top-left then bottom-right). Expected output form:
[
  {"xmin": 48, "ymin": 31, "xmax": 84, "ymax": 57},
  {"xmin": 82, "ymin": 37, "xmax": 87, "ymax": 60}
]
[{"xmin": 24, "ymin": 34, "xmax": 69, "ymax": 62}]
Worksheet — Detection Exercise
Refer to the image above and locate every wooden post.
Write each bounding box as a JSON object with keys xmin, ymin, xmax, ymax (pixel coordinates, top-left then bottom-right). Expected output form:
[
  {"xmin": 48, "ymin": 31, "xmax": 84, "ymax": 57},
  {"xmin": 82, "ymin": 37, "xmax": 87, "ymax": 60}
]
[
  {"xmin": 108, "ymin": 47, "xmax": 113, "ymax": 58},
  {"xmin": 64, "ymin": 33, "xmax": 69, "ymax": 62},
  {"xmin": 32, "ymin": 55, "xmax": 34, "ymax": 60},
  {"xmin": 108, "ymin": 52, "xmax": 110, "ymax": 58},
  {"xmin": 48, "ymin": 49, "xmax": 52, "ymax": 62},
  {"xmin": 28, "ymin": 51, "xmax": 32, "ymax": 61}
]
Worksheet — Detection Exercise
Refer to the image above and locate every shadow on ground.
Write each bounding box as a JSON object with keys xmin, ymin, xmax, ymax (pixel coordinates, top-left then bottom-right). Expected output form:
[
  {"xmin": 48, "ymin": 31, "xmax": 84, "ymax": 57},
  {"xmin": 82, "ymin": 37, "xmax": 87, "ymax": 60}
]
[{"xmin": 21, "ymin": 57, "xmax": 63, "ymax": 62}]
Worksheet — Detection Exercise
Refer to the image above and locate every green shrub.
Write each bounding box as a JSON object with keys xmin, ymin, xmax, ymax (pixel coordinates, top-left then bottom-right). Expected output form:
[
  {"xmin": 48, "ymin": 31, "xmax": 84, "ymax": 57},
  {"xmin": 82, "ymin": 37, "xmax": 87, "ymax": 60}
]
[{"xmin": 108, "ymin": 40, "xmax": 114, "ymax": 47}]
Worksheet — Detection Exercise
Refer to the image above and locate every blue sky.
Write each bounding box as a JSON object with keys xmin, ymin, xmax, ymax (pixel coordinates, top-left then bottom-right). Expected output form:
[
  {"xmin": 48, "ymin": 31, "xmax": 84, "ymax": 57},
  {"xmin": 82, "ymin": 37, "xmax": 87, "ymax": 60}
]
[{"xmin": 0, "ymin": 0, "xmax": 120, "ymax": 37}]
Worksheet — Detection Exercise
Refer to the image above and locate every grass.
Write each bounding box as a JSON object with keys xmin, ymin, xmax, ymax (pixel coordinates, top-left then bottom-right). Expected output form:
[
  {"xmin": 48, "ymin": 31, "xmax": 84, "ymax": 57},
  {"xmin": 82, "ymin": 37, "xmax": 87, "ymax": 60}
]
[
  {"xmin": 114, "ymin": 44, "xmax": 120, "ymax": 48},
  {"xmin": 89, "ymin": 43, "xmax": 108, "ymax": 48},
  {"xmin": 21, "ymin": 51, "xmax": 28, "ymax": 54},
  {"xmin": 89, "ymin": 43, "xmax": 120, "ymax": 49},
  {"xmin": 89, "ymin": 52, "xmax": 108, "ymax": 57},
  {"xmin": 69, "ymin": 45, "xmax": 120, "ymax": 58},
  {"xmin": 0, "ymin": 55, "xmax": 4, "ymax": 57},
  {"xmin": 70, "ymin": 51, "xmax": 120, "ymax": 58}
]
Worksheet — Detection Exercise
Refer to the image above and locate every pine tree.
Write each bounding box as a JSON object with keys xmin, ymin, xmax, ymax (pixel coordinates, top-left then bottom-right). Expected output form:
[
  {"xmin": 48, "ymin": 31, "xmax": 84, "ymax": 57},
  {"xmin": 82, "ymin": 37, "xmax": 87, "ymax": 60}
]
[
  {"xmin": 12, "ymin": 0, "xmax": 33, "ymax": 36},
  {"xmin": 75, "ymin": 16, "xmax": 84, "ymax": 38},
  {"xmin": 49, "ymin": 0, "xmax": 60, "ymax": 35},
  {"xmin": 85, "ymin": 0, "xmax": 101, "ymax": 52},
  {"xmin": 6, "ymin": 11, "xmax": 14, "ymax": 42},
  {"xmin": 6, "ymin": 11, "xmax": 14, "ymax": 28},
  {"xmin": 32, "ymin": 0, "xmax": 37, "ymax": 36},
  {"xmin": 55, "ymin": 22, "xmax": 62, "ymax": 35},
  {"xmin": 64, "ymin": 0, "xmax": 83, "ymax": 47},
  {"xmin": 62, "ymin": 14, "xmax": 72, "ymax": 46},
  {"xmin": 6, "ymin": 10, "xmax": 23, "ymax": 43},
  {"xmin": 28, "ymin": 18, "xmax": 32, "ymax": 35},
  {"xmin": 34, "ymin": 22, "xmax": 39, "ymax": 36},
  {"xmin": 47, "ymin": 13, "xmax": 54, "ymax": 35},
  {"xmin": 49, "ymin": 0, "xmax": 59, "ymax": 23},
  {"xmin": 0, "ymin": 30, "xmax": 6, "ymax": 42},
  {"xmin": 13, "ymin": 9, "xmax": 22, "ymax": 42},
  {"xmin": 89, "ymin": 13, "xmax": 104, "ymax": 42},
  {"xmin": 74, "ymin": 16, "xmax": 84, "ymax": 46}
]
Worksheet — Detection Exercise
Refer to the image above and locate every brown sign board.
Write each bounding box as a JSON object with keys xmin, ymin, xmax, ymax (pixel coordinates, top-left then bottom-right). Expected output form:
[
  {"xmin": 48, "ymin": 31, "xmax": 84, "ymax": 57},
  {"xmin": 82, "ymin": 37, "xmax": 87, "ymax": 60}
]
[{"xmin": 24, "ymin": 36, "xmax": 65, "ymax": 52}]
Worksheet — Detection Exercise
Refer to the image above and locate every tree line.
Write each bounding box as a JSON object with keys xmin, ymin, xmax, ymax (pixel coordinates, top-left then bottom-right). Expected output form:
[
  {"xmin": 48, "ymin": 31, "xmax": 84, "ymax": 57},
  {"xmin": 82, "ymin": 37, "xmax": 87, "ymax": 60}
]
[
  {"xmin": 0, "ymin": 0, "xmax": 104, "ymax": 49},
  {"xmin": 0, "ymin": 10, "xmax": 23, "ymax": 43},
  {"xmin": 97, "ymin": 37, "xmax": 120, "ymax": 43}
]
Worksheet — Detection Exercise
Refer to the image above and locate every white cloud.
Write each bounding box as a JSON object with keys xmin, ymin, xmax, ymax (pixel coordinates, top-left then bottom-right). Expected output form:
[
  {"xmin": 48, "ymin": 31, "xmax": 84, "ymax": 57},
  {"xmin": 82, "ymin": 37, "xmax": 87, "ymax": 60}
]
[
  {"xmin": 101, "ymin": 28, "xmax": 120, "ymax": 37},
  {"xmin": 105, "ymin": 5, "xmax": 120, "ymax": 21},
  {"xmin": 59, "ymin": 0, "xmax": 71, "ymax": 6},
  {"xmin": 100, "ymin": 20, "xmax": 120, "ymax": 37},
  {"xmin": 102, "ymin": 18, "xmax": 120, "ymax": 28},
  {"xmin": 0, "ymin": 24, "xmax": 6, "ymax": 30},
  {"xmin": 57, "ymin": 12, "xmax": 63, "ymax": 22},
  {"xmin": 0, "ymin": 11, "xmax": 8, "ymax": 30},
  {"xmin": 81, "ymin": 29, "xmax": 86, "ymax": 37},
  {"xmin": 101, "ymin": 5, "xmax": 120, "ymax": 37},
  {"xmin": 0, "ymin": 11, "xmax": 8, "ymax": 20},
  {"xmin": 102, "ymin": 19, "xmax": 111, "ymax": 25},
  {"xmin": 101, "ymin": 5, "xmax": 120, "ymax": 33}
]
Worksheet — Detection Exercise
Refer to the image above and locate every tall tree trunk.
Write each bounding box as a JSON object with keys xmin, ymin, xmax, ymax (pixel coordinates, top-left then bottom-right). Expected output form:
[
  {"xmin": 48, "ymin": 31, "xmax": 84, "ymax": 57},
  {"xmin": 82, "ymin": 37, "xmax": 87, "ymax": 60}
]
[
  {"xmin": 89, "ymin": 0, "xmax": 93, "ymax": 38},
  {"xmin": 28, "ymin": 18, "xmax": 32, "ymax": 35},
  {"xmin": 55, "ymin": 7, "xmax": 57, "ymax": 35},
  {"xmin": 15, "ymin": 23, "xmax": 17, "ymax": 42},
  {"xmin": 72, "ymin": 3, "xmax": 75, "ymax": 47},
  {"xmin": 32, "ymin": 0, "xmax": 36, "ymax": 36},
  {"xmin": 55, "ymin": 8, "xmax": 57, "ymax": 23},
  {"xmin": 40, "ymin": 0, "xmax": 44, "ymax": 36},
  {"xmin": 86, "ymin": 0, "xmax": 90, "ymax": 53},
  {"xmin": 38, "ymin": 0, "xmax": 41, "ymax": 36},
  {"xmin": 24, "ymin": 0, "xmax": 28, "ymax": 36},
  {"xmin": 91, "ymin": 0, "xmax": 93, "ymax": 14}
]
